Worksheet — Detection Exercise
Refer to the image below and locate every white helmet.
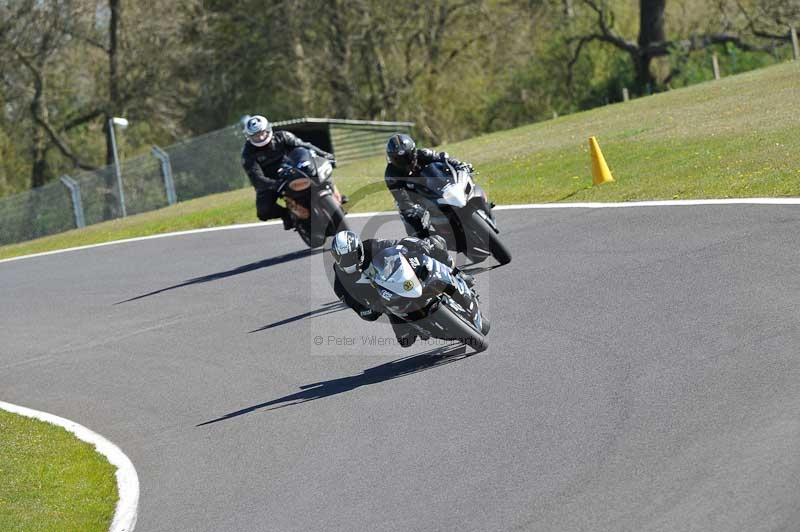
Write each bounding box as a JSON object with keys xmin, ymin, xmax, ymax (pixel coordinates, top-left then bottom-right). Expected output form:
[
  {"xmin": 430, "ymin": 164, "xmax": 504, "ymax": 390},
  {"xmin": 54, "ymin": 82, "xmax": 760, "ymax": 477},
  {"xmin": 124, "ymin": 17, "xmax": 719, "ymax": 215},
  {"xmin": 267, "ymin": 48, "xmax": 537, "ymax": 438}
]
[
  {"xmin": 244, "ymin": 115, "xmax": 273, "ymax": 147},
  {"xmin": 331, "ymin": 230, "xmax": 364, "ymax": 274}
]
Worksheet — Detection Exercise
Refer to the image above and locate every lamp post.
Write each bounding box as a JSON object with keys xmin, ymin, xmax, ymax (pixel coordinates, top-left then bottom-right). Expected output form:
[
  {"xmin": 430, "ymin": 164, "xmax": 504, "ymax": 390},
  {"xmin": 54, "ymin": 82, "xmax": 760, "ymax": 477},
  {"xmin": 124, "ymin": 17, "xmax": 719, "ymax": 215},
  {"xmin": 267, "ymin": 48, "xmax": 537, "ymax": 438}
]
[{"xmin": 109, "ymin": 116, "xmax": 129, "ymax": 217}]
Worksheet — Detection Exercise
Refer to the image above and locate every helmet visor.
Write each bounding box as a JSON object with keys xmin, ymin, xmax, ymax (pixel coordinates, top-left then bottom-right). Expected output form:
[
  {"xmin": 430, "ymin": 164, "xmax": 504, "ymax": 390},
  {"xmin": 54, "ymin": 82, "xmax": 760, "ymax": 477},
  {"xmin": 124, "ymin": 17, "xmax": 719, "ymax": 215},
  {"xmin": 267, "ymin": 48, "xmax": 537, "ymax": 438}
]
[
  {"xmin": 337, "ymin": 252, "xmax": 360, "ymax": 274},
  {"xmin": 249, "ymin": 128, "xmax": 273, "ymax": 146},
  {"xmin": 389, "ymin": 150, "xmax": 413, "ymax": 169}
]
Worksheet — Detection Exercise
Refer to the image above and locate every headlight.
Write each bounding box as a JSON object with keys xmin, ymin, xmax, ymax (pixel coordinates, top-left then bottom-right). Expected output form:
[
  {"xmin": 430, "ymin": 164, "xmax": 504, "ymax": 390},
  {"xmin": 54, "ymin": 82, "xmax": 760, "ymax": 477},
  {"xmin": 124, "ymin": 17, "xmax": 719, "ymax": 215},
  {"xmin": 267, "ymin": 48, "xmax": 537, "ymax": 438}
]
[
  {"xmin": 437, "ymin": 184, "xmax": 467, "ymax": 207},
  {"xmin": 288, "ymin": 178, "xmax": 312, "ymax": 191}
]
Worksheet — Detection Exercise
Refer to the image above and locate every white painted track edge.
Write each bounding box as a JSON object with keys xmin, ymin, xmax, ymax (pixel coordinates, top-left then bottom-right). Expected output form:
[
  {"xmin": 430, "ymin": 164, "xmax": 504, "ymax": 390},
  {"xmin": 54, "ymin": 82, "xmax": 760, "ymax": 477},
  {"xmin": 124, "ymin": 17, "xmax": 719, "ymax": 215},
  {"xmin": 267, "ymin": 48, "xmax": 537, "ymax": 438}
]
[
  {"xmin": 2, "ymin": 199, "xmax": 798, "ymax": 265},
  {"xmin": 0, "ymin": 401, "xmax": 139, "ymax": 532}
]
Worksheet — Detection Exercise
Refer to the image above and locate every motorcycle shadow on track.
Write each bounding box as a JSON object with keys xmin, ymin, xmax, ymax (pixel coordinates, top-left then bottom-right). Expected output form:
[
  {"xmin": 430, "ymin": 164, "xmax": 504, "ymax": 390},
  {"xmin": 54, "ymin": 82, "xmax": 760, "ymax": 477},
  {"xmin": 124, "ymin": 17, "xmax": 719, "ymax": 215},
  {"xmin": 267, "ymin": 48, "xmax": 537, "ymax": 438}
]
[
  {"xmin": 197, "ymin": 344, "xmax": 471, "ymax": 427},
  {"xmin": 115, "ymin": 248, "xmax": 323, "ymax": 304},
  {"xmin": 245, "ymin": 257, "xmax": 499, "ymax": 333},
  {"xmin": 460, "ymin": 263, "xmax": 503, "ymax": 276},
  {"xmin": 248, "ymin": 300, "xmax": 347, "ymax": 333}
]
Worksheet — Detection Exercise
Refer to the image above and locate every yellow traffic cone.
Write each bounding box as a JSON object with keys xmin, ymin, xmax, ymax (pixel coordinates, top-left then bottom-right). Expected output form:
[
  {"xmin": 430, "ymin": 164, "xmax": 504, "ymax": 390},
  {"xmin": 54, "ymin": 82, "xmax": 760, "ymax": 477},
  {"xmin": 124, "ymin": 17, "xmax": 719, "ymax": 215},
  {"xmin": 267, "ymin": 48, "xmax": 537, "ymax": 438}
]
[{"xmin": 589, "ymin": 136, "xmax": 614, "ymax": 185}]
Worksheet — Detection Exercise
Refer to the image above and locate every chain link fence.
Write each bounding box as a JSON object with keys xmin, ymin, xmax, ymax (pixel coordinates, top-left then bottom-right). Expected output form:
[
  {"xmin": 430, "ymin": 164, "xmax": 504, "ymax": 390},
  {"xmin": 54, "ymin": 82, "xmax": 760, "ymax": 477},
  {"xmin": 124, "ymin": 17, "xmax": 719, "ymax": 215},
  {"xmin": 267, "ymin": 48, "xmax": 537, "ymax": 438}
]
[
  {"xmin": 0, "ymin": 119, "xmax": 412, "ymax": 247},
  {"xmin": 0, "ymin": 125, "xmax": 247, "ymax": 246}
]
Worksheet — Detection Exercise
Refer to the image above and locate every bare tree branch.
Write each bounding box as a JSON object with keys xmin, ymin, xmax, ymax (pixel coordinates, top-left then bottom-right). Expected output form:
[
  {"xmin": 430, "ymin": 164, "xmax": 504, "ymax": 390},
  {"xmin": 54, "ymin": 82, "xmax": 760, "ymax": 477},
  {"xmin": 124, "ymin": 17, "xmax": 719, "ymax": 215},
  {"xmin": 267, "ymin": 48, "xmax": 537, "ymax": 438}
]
[
  {"xmin": 63, "ymin": 28, "xmax": 108, "ymax": 53},
  {"xmin": 61, "ymin": 108, "xmax": 106, "ymax": 132},
  {"xmin": 35, "ymin": 115, "xmax": 97, "ymax": 171},
  {"xmin": 673, "ymin": 32, "xmax": 778, "ymax": 53},
  {"xmin": 580, "ymin": 0, "xmax": 638, "ymax": 54}
]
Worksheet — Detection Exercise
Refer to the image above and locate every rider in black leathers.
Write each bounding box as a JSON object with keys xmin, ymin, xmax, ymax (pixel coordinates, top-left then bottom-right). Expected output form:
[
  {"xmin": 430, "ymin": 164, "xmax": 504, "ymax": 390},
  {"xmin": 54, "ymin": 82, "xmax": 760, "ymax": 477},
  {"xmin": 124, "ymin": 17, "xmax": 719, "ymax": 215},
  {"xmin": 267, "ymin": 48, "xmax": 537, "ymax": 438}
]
[
  {"xmin": 241, "ymin": 115, "xmax": 336, "ymax": 229},
  {"xmin": 384, "ymin": 133, "xmax": 473, "ymax": 237},
  {"xmin": 330, "ymin": 230, "xmax": 473, "ymax": 348}
]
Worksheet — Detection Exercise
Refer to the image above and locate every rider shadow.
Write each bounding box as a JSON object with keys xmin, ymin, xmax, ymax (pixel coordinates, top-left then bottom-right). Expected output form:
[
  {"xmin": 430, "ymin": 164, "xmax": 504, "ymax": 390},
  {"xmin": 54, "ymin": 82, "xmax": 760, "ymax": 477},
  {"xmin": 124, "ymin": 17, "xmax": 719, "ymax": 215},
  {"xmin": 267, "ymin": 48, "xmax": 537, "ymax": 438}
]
[
  {"xmin": 461, "ymin": 263, "xmax": 503, "ymax": 276},
  {"xmin": 248, "ymin": 300, "xmax": 347, "ymax": 333},
  {"xmin": 197, "ymin": 344, "xmax": 470, "ymax": 427},
  {"xmin": 115, "ymin": 248, "xmax": 323, "ymax": 304},
  {"xmin": 455, "ymin": 253, "xmax": 505, "ymax": 276}
]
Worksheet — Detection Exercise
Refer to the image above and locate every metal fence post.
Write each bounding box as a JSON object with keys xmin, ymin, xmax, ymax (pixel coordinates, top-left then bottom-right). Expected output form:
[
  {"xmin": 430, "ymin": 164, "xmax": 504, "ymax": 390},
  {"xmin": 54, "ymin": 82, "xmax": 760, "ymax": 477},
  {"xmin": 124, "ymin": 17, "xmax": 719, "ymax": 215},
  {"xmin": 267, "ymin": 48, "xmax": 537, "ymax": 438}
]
[
  {"xmin": 59, "ymin": 175, "xmax": 86, "ymax": 228},
  {"xmin": 791, "ymin": 26, "xmax": 799, "ymax": 61},
  {"xmin": 108, "ymin": 118, "xmax": 127, "ymax": 217},
  {"xmin": 712, "ymin": 52, "xmax": 721, "ymax": 80},
  {"xmin": 152, "ymin": 145, "xmax": 177, "ymax": 205}
]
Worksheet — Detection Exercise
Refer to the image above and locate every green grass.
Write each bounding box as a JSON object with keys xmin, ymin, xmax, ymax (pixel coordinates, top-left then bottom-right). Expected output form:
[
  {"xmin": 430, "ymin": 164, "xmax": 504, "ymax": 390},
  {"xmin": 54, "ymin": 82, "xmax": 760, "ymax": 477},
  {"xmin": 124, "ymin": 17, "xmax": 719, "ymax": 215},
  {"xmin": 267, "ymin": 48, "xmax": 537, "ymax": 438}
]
[
  {"xmin": 2, "ymin": 61, "xmax": 799, "ymax": 260},
  {"xmin": 0, "ymin": 410, "xmax": 117, "ymax": 531}
]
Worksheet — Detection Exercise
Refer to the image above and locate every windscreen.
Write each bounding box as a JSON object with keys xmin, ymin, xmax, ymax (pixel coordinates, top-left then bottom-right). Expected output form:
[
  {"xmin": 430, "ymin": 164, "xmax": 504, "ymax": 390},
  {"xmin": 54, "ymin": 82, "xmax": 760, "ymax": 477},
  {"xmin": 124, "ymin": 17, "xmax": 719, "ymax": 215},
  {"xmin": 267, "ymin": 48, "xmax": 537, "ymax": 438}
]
[
  {"xmin": 367, "ymin": 247, "xmax": 423, "ymax": 299},
  {"xmin": 420, "ymin": 161, "xmax": 456, "ymax": 191},
  {"xmin": 369, "ymin": 249, "xmax": 404, "ymax": 284},
  {"xmin": 284, "ymin": 147, "xmax": 315, "ymax": 177}
]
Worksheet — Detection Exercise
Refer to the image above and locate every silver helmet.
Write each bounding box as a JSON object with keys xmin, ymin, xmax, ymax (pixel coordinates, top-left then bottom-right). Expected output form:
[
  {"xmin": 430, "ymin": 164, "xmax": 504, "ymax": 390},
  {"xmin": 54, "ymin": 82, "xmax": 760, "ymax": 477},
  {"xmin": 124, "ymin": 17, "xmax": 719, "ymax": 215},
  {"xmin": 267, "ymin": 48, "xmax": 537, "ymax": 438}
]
[
  {"xmin": 331, "ymin": 230, "xmax": 364, "ymax": 274},
  {"xmin": 244, "ymin": 115, "xmax": 273, "ymax": 147}
]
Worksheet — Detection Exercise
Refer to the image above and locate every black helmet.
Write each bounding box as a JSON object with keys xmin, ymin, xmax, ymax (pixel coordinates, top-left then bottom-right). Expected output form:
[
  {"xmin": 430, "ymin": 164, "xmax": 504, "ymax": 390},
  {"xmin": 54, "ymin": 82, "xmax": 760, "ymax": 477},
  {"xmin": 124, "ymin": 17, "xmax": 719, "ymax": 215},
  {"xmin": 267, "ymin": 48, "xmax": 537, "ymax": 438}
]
[
  {"xmin": 331, "ymin": 230, "xmax": 364, "ymax": 274},
  {"xmin": 386, "ymin": 133, "xmax": 417, "ymax": 172}
]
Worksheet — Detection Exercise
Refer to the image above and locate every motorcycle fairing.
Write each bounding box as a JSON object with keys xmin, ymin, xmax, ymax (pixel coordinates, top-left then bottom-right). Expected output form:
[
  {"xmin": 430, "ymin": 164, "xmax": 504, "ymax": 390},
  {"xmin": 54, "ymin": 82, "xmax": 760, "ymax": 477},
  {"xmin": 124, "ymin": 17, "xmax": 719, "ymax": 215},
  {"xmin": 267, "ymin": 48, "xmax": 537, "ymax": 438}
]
[{"xmin": 367, "ymin": 248, "xmax": 422, "ymax": 299}]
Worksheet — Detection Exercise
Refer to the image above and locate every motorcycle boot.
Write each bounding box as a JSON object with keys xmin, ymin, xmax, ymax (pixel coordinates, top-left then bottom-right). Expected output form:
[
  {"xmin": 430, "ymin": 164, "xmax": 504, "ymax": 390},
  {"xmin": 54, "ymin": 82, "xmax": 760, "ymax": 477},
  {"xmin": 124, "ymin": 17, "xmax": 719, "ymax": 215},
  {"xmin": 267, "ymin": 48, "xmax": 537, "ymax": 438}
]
[
  {"xmin": 281, "ymin": 211, "xmax": 294, "ymax": 230},
  {"xmin": 397, "ymin": 333, "xmax": 418, "ymax": 348}
]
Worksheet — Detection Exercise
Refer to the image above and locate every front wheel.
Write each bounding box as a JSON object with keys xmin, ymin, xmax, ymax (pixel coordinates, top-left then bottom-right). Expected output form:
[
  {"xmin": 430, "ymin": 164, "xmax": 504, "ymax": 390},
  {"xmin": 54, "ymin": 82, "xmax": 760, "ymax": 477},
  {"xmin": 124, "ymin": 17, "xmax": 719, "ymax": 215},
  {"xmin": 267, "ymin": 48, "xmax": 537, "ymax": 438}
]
[
  {"xmin": 296, "ymin": 220, "xmax": 325, "ymax": 248},
  {"xmin": 318, "ymin": 193, "xmax": 350, "ymax": 235},
  {"xmin": 469, "ymin": 211, "xmax": 511, "ymax": 265},
  {"xmin": 428, "ymin": 303, "xmax": 488, "ymax": 353}
]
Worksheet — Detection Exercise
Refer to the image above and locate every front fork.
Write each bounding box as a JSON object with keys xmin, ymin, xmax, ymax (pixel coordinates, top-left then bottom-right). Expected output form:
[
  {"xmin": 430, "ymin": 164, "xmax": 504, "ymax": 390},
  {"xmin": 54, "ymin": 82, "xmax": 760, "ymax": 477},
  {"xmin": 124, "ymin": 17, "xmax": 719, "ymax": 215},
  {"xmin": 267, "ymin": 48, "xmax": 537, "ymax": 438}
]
[{"xmin": 331, "ymin": 183, "xmax": 344, "ymax": 205}]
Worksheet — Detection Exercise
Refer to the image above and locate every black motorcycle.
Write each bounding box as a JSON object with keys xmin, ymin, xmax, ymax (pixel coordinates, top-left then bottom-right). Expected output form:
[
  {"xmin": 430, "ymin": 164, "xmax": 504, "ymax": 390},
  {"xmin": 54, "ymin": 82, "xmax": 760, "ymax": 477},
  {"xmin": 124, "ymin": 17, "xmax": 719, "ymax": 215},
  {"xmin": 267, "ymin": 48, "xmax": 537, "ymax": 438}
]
[
  {"xmin": 409, "ymin": 161, "xmax": 511, "ymax": 265},
  {"xmin": 277, "ymin": 147, "xmax": 350, "ymax": 248},
  {"xmin": 366, "ymin": 244, "xmax": 490, "ymax": 352}
]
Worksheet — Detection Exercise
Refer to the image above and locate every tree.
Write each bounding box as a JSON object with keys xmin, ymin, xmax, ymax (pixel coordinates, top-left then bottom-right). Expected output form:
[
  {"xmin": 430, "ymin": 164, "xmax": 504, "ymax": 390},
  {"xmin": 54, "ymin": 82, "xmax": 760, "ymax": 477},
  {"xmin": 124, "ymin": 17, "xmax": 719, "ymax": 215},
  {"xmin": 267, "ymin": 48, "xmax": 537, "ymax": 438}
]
[
  {"xmin": 0, "ymin": 0, "xmax": 98, "ymax": 187},
  {"xmin": 570, "ymin": 0, "xmax": 791, "ymax": 94},
  {"xmin": 1, "ymin": 0, "xmax": 197, "ymax": 197}
]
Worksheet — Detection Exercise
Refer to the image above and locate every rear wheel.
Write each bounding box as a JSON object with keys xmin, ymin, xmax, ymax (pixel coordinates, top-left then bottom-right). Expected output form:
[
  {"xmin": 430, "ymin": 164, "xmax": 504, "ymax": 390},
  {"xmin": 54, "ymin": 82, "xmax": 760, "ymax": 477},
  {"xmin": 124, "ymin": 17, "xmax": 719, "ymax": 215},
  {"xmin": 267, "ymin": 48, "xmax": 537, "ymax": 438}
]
[{"xmin": 469, "ymin": 211, "xmax": 511, "ymax": 265}]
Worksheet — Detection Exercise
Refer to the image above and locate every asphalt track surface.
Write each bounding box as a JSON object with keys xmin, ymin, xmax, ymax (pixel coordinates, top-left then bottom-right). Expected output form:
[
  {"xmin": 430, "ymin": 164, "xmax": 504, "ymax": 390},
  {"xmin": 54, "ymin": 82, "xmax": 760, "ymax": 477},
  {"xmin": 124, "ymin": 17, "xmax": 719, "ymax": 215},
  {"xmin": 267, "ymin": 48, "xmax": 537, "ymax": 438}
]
[{"xmin": 1, "ymin": 205, "xmax": 799, "ymax": 532}]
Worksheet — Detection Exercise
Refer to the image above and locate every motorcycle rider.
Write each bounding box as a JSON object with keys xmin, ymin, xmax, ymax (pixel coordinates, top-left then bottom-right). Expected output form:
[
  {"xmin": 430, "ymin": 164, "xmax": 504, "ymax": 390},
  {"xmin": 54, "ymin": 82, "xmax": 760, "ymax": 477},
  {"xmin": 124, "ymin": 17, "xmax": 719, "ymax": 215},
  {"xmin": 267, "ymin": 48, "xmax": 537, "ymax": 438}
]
[
  {"xmin": 384, "ymin": 133, "xmax": 474, "ymax": 237},
  {"xmin": 330, "ymin": 230, "xmax": 474, "ymax": 348},
  {"xmin": 241, "ymin": 115, "xmax": 337, "ymax": 229}
]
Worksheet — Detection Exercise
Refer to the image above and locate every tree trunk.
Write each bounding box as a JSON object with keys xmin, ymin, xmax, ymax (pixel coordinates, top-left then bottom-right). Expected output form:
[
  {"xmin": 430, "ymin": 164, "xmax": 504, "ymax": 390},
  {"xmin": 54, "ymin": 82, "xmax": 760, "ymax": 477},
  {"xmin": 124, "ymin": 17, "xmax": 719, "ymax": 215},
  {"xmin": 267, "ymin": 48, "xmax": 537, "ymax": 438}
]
[
  {"xmin": 30, "ymin": 129, "xmax": 49, "ymax": 188},
  {"xmin": 287, "ymin": 2, "xmax": 313, "ymax": 114},
  {"xmin": 357, "ymin": 1, "xmax": 393, "ymax": 119},
  {"xmin": 29, "ymin": 65, "xmax": 50, "ymax": 188},
  {"xmin": 104, "ymin": 0, "xmax": 122, "ymax": 218},
  {"xmin": 106, "ymin": 0, "xmax": 121, "ymax": 167},
  {"xmin": 328, "ymin": 0, "xmax": 355, "ymax": 118},
  {"xmin": 636, "ymin": 0, "xmax": 666, "ymax": 90}
]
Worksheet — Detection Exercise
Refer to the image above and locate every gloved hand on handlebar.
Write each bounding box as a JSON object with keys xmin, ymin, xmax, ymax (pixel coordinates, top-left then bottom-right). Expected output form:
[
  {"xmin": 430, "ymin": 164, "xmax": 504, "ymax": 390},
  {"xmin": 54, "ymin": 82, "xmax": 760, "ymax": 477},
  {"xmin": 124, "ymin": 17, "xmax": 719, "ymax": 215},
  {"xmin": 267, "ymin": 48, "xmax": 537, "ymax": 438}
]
[
  {"xmin": 402, "ymin": 203, "xmax": 427, "ymax": 221},
  {"xmin": 399, "ymin": 204, "xmax": 431, "ymax": 238}
]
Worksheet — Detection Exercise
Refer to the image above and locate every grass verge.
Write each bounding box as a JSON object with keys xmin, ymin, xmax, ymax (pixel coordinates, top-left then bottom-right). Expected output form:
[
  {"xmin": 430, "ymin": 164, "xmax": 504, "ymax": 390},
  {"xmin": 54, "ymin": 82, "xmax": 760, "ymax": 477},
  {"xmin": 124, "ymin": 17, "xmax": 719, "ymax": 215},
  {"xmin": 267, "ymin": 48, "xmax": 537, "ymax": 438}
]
[
  {"xmin": 1, "ymin": 61, "xmax": 798, "ymax": 260},
  {"xmin": 0, "ymin": 409, "xmax": 117, "ymax": 531}
]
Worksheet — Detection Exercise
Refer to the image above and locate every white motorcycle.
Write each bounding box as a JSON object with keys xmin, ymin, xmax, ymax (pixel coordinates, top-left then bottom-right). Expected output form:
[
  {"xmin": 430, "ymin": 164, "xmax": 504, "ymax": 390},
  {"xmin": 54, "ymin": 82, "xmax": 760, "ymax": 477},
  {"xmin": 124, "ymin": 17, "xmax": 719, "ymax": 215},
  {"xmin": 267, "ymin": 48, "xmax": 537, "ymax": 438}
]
[
  {"xmin": 366, "ymin": 244, "xmax": 490, "ymax": 352},
  {"xmin": 411, "ymin": 161, "xmax": 511, "ymax": 265}
]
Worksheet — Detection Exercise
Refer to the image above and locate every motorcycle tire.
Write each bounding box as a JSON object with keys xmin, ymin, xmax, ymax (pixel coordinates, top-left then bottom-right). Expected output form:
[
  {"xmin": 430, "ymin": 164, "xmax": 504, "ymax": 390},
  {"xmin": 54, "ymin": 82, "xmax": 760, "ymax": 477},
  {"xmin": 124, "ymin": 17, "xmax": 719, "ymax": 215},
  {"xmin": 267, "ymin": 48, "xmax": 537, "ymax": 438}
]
[
  {"xmin": 469, "ymin": 210, "xmax": 511, "ymax": 265},
  {"xmin": 319, "ymin": 194, "xmax": 351, "ymax": 235},
  {"xmin": 429, "ymin": 303, "xmax": 488, "ymax": 353}
]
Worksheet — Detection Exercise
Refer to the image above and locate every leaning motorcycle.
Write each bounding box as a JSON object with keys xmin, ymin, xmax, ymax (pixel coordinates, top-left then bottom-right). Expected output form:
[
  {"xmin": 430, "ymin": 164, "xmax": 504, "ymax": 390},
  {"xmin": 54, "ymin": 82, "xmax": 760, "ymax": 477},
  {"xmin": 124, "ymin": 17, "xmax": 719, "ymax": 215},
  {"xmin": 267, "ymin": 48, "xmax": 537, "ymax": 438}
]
[
  {"xmin": 277, "ymin": 147, "xmax": 350, "ymax": 248},
  {"xmin": 366, "ymin": 244, "xmax": 490, "ymax": 352},
  {"xmin": 409, "ymin": 161, "xmax": 511, "ymax": 265}
]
